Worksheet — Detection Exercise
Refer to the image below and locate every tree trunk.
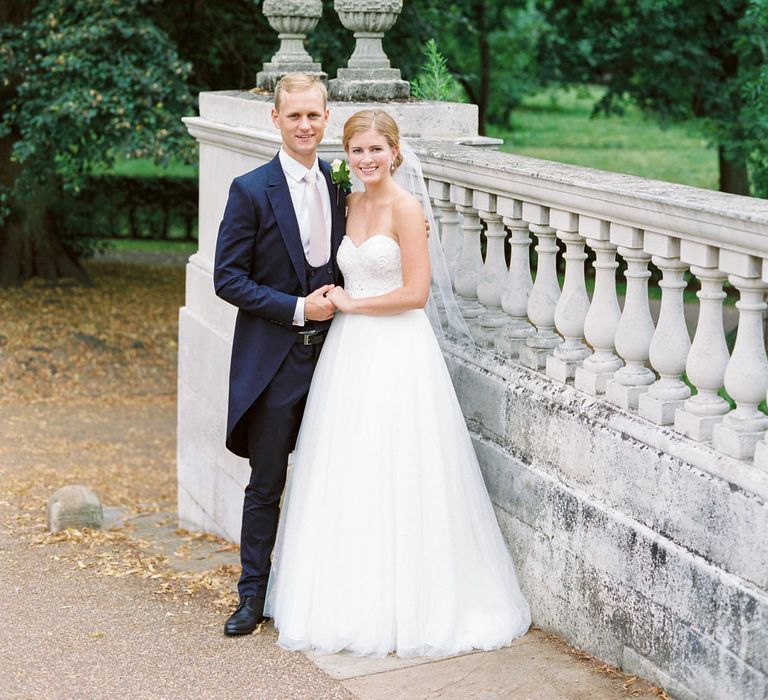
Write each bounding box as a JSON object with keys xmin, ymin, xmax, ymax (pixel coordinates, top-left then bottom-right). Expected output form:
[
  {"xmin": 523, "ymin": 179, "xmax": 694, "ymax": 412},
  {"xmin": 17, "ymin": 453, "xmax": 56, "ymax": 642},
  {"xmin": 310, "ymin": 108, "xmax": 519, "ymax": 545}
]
[
  {"xmin": 0, "ymin": 185, "xmax": 90, "ymax": 288},
  {"xmin": 0, "ymin": 59, "xmax": 89, "ymax": 289},
  {"xmin": 719, "ymin": 146, "xmax": 750, "ymax": 196},
  {"xmin": 474, "ymin": 1, "xmax": 489, "ymax": 136}
]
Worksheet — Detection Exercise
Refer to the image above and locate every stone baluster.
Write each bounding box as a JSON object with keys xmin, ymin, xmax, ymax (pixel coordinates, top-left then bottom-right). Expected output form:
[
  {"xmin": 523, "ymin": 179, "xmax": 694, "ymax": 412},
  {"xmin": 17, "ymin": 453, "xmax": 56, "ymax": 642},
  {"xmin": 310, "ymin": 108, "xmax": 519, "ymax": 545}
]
[
  {"xmin": 519, "ymin": 204, "xmax": 562, "ymax": 370},
  {"xmin": 498, "ymin": 197, "xmax": 534, "ymax": 359},
  {"xmin": 712, "ymin": 256, "xmax": 768, "ymax": 460},
  {"xmin": 546, "ymin": 210, "xmax": 590, "ymax": 382},
  {"xmin": 474, "ymin": 192, "xmax": 510, "ymax": 350},
  {"xmin": 674, "ymin": 242, "xmax": 730, "ymax": 441},
  {"xmin": 450, "ymin": 185, "xmax": 484, "ymax": 320},
  {"xmin": 605, "ymin": 226, "xmax": 656, "ymax": 410},
  {"xmin": 427, "ymin": 179, "xmax": 462, "ymax": 284},
  {"xmin": 574, "ymin": 217, "xmax": 622, "ymax": 395},
  {"xmin": 637, "ymin": 234, "xmax": 692, "ymax": 425},
  {"xmin": 753, "ymin": 260, "xmax": 768, "ymax": 468},
  {"xmin": 257, "ymin": 0, "xmax": 326, "ymax": 90}
]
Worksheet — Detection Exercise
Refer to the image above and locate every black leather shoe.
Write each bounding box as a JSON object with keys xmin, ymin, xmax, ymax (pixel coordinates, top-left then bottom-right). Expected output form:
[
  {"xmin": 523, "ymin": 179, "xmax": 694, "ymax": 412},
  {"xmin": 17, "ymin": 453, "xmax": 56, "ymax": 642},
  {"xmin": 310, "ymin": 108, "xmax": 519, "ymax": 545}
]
[{"xmin": 224, "ymin": 595, "xmax": 265, "ymax": 636}]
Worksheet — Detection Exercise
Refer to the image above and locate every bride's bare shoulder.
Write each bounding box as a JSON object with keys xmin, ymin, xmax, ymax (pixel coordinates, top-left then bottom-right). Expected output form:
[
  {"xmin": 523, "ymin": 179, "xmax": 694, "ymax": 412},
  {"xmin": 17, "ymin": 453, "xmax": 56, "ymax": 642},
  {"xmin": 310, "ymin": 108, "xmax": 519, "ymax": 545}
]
[
  {"xmin": 346, "ymin": 191, "xmax": 363, "ymax": 206},
  {"xmin": 345, "ymin": 191, "xmax": 363, "ymax": 215},
  {"xmin": 393, "ymin": 190, "xmax": 423, "ymax": 218}
]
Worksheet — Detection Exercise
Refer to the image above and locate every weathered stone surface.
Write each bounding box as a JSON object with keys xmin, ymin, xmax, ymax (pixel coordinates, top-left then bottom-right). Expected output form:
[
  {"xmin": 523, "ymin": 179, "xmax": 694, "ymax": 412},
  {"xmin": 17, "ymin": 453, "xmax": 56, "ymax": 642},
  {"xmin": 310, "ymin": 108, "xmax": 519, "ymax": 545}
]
[
  {"xmin": 443, "ymin": 345, "xmax": 768, "ymax": 700},
  {"xmin": 264, "ymin": 0, "xmax": 322, "ymax": 15},
  {"xmin": 47, "ymin": 485, "xmax": 103, "ymax": 533},
  {"xmin": 192, "ymin": 92, "xmax": 482, "ymax": 142},
  {"xmin": 328, "ymin": 77, "xmax": 409, "ymax": 101}
]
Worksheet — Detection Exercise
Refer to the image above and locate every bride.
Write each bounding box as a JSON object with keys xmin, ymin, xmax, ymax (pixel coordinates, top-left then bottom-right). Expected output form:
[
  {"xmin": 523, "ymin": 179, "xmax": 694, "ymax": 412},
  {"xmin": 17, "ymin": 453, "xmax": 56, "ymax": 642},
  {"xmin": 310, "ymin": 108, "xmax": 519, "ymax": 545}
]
[{"xmin": 265, "ymin": 109, "xmax": 531, "ymax": 657}]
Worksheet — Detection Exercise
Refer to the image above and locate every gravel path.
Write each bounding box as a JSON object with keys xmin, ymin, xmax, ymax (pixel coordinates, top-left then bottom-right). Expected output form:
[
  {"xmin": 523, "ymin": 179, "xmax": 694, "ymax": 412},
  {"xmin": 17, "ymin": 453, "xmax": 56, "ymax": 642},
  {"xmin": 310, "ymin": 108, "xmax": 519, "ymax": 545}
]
[
  {"xmin": 0, "ymin": 532, "xmax": 351, "ymax": 699},
  {"xmin": 0, "ymin": 399, "xmax": 352, "ymax": 700}
]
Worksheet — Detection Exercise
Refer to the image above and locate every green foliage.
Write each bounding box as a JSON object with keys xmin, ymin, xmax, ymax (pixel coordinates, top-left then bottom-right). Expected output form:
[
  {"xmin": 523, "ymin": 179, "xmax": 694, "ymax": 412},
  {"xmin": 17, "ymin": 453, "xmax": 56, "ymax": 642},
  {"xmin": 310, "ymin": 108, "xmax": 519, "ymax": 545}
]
[
  {"xmin": 307, "ymin": 0, "xmax": 356, "ymax": 80},
  {"xmin": 417, "ymin": 0, "xmax": 546, "ymax": 128},
  {"xmin": 149, "ymin": 0, "xmax": 274, "ymax": 92},
  {"xmin": 0, "ymin": 0, "xmax": 195, "ymax": 206},
  {"xmin": 738, "ymin": 0, "xmax": 768, "ymax": 193},
  {"xmin": 57, "ymin": 174, "xmax": 198, "ymax": 253},
  {"xmin": 98, "ymin": 157, "xmax": 196, "ymax": 179},
  {"xmin": 539, "ymin": 0, "xmax": 768, "ymax": 195},
  {"xmin": 411, "ymin": 40, "xmax": 465, "ymax": 102}
]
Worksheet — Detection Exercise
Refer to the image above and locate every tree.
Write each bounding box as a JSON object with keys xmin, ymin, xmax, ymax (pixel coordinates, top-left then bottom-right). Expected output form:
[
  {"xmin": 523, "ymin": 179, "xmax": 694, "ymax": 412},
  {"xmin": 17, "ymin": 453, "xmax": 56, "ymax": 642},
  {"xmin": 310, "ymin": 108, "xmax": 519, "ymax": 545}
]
[
  {"xmin": 312, "ymin": 0, "xmax": 545, "ymax": 134},
  {"xmin": 539, "ymin": 0, "xmax": 768, "ymax": 196},
  {"xmin": 410, "ymin": 1, "xmax": 546, "ymax": 134},
  {"xmin": 149, "ymin": 0, "xmax": 276, "ymax": 93},
  {"xmin": 0, "ymin": 0, "xmax": 194, "ymax": 286}
]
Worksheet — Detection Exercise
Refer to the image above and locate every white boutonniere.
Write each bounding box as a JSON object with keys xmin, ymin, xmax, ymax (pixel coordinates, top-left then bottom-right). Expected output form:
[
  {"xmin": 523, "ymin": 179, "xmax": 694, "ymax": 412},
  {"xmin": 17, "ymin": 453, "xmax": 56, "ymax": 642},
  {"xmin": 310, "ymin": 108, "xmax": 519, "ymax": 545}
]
[{"xmin": 330, "ymin": 158, "xmax": 352, "ymax": 205}]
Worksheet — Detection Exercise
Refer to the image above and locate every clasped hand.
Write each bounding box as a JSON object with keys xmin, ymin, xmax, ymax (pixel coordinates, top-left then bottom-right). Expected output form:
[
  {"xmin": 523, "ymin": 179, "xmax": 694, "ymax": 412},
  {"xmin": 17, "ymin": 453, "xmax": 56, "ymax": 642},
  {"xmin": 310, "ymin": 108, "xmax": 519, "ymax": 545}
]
[{"xmin": 304, "ymin": 284, "xmax": 355, "ymax": 320}]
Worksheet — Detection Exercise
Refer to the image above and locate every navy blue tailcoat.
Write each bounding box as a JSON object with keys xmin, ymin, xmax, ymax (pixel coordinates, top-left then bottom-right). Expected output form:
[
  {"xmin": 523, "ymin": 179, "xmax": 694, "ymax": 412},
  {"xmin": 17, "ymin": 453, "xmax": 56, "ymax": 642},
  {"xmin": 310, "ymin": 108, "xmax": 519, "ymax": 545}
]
[{"xmin": 213, "ymin": 154, "xmax": 346, "ymax": 458}]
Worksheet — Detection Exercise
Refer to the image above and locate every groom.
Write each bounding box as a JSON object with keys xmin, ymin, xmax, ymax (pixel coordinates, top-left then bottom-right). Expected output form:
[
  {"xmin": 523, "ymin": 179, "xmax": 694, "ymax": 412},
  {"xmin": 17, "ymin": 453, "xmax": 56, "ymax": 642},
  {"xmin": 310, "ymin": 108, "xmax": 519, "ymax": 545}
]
[{"xmin": 213, "ymin": 73, "xmax": 346, "ymax": 636}]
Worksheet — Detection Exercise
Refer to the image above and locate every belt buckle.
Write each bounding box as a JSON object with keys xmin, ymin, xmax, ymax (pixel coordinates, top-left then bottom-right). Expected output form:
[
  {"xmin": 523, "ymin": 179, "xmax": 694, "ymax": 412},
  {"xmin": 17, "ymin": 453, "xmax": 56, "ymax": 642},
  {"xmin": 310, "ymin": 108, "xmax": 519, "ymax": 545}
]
[{"xmin": 299, "ymin": 330, "xmax": 318, "ymax": 345}]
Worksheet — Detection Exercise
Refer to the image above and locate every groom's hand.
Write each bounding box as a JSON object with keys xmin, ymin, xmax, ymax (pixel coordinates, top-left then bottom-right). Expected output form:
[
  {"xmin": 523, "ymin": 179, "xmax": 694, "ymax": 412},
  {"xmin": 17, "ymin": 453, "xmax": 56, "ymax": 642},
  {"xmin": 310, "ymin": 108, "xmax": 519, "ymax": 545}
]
[{"xmin": 305, "ymin": 284, "xmax": 337, "ymax": 321}]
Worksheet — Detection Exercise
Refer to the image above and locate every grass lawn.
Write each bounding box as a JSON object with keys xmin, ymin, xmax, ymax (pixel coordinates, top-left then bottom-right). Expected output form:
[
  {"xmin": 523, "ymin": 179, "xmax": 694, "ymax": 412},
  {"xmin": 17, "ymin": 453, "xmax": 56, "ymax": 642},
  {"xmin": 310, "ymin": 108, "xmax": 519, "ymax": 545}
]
[
  {"xmin": 491, "ymin": 87, "xmax": 718, "ymax": 191},
  {"xmin": 100, "ymin": 158, "xmax": 197, "ymax": 178},
  {"xmin": 104, "ymin": 238, "xmax": 198, "ymax": 253}
]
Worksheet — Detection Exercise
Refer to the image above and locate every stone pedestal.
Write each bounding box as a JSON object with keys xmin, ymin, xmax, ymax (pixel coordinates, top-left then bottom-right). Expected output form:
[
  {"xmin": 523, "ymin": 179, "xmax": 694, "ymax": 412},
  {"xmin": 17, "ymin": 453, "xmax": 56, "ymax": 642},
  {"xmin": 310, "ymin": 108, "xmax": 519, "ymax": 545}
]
[
  {"xmin": 546, "ymin": 345, "xmax": 591, "ymax": 383},
  {"xmin": 753, "ymin": 439, "xmax": 768, "ymax": 469},
  {"xmin": 519, "ymin": 339, "xmax": 561, "ymax": 371},
  {"xmin": 496, "ymin": 323, "xmax": 534, "ymax": 360},
  {"xmin": 674, "ymin": 406, "xmax": 725, "ymax": 442},
  {"xmin": 638, "ymin": 392, "xmax": 686, "ymax": 426},
  {"xmin": 605, "ymin": 379, "xmax": 652, "ymax": 412},
  {"xmin": 712, "ymin": 412, "xmax": 768, "ymax": 461},
  {"xmin": 574, "ymin": 354, "xmax": 623, "ymax": 396},
  {"xmin": 256, "ymin": 0, "xmax": 326, "ymax": 90},
  {"xmin": 330, "ymin": 0, "xmax": 410, "ymax": 101}
]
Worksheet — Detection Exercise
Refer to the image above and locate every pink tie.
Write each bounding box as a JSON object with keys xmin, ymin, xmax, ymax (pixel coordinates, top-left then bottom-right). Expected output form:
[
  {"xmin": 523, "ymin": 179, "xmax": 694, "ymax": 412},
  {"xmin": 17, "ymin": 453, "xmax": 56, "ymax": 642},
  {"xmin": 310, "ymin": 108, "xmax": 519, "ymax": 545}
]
[{"xmin": 304, "ymin": 170, "xmax": 328, "ymax": 267}]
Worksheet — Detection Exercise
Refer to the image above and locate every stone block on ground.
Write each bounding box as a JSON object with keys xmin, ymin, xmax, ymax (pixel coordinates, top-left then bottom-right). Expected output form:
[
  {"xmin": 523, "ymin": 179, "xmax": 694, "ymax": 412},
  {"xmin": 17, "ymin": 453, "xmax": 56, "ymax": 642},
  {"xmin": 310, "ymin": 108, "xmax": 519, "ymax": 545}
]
[{"xmin": 47, "ymin": 484, "xmax": 104, "ymax": 533}]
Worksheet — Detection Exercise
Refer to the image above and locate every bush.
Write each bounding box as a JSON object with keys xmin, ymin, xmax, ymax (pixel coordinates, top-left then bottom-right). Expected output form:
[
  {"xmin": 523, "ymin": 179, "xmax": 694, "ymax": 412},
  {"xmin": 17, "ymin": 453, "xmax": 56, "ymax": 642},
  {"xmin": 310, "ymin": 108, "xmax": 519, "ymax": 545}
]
[{"xmin": 55, "ymin": 175, "xmax": 198, "ymax": 258}]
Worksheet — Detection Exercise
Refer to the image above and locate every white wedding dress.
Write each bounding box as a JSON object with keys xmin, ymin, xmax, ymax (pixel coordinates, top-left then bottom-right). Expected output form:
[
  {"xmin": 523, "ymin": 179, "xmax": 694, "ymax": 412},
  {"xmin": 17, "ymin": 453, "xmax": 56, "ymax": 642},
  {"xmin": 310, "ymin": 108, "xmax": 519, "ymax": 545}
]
[{"xmin": 265, "ymin": 234, "xmax": 531, "ymax": 657}]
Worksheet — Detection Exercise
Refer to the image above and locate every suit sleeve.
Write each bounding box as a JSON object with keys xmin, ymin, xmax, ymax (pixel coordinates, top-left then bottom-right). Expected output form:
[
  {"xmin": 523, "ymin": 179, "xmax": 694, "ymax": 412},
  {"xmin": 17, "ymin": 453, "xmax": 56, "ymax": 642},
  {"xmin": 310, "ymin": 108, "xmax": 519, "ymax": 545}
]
[{"xmin": 213, "ymin": 178, "xmax": 298, "ymax": 327}]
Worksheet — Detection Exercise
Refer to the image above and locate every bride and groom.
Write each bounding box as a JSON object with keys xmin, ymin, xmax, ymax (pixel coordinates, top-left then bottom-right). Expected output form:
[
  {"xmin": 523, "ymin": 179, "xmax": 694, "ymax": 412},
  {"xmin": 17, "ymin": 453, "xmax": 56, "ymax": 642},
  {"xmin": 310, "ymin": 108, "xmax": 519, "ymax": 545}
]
[{"xmin": 213, "ymin": 73, "xmax": 530, "ymax": 656}]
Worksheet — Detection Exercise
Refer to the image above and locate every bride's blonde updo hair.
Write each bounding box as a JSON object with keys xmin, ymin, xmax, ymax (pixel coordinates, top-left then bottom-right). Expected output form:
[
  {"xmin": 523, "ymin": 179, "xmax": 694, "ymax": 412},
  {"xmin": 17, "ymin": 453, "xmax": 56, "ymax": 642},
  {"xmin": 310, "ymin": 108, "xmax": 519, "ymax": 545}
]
[{"xmin": 342, "ymin": 109, "xmax": 404, "ymax": 172}]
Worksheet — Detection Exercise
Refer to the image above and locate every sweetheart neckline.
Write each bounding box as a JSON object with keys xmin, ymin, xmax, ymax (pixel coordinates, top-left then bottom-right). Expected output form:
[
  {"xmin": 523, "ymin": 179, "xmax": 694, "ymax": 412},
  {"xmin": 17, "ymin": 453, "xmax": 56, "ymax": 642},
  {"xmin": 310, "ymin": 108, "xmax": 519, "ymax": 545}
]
[{"xmin": 343, "ymin": 234, "xmax": 400, "ymax": 250}]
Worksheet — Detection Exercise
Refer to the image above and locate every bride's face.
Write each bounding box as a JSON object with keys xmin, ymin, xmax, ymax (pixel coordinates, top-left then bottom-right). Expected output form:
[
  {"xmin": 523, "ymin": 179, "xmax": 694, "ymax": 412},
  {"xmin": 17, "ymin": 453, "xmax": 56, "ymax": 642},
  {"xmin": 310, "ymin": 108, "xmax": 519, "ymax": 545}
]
[{"xmin": 347, "ymin": 129, "xmax": 397, "ymax": 185}]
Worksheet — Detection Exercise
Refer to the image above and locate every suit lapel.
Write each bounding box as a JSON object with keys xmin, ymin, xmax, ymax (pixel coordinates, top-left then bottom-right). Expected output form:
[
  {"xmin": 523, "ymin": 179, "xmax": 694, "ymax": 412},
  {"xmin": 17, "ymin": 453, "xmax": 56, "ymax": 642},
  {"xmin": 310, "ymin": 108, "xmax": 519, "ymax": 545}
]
[
  {"xmin": 265, "ymin": 155, "xmax": 308, "ymax": 295},
  {"xmin": 319, "ymin": 160, "xmax": 346, "ymax": 279}
]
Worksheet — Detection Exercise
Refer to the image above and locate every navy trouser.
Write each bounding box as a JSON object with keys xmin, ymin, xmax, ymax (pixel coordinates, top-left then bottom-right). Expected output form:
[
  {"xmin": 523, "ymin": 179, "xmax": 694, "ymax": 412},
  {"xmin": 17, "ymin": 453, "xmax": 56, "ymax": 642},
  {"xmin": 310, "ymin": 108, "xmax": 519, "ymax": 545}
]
[{"xmin": 237, "ymin": 341, "xmax": 322, "ymax": 598}]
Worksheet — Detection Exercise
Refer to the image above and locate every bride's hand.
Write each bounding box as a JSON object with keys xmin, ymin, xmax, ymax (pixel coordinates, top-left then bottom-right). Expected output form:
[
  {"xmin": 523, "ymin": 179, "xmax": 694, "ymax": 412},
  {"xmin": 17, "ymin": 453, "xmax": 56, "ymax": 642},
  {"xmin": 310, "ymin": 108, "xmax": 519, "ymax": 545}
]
[{"xmin": 326, "ymin": 286, "xmax": 356, "ymax": 313}]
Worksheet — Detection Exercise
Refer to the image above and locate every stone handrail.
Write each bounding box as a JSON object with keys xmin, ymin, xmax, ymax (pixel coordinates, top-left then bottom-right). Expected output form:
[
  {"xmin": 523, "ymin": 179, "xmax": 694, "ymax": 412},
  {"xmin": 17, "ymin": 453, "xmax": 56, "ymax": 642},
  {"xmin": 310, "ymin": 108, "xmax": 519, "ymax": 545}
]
[{"xmin": 411, "ymin": 140, "xmax": 768, "ymax": 475}]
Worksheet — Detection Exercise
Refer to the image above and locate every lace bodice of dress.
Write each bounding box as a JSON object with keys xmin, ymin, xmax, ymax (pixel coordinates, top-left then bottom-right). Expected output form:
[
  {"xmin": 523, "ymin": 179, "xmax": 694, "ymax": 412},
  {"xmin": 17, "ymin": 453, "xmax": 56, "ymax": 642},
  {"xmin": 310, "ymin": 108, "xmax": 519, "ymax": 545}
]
[{"xmin": 337, "ymin": 235, "xmax": 403, "ymax": 298}]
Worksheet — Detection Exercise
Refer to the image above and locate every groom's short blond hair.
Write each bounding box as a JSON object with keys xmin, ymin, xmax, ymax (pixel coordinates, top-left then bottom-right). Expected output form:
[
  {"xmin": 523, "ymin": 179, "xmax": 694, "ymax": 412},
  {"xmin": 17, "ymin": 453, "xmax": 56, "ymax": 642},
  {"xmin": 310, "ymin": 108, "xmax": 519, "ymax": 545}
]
[{"xmin": 274, "ymin": 74, "xmax": 328, "ymax": 112}]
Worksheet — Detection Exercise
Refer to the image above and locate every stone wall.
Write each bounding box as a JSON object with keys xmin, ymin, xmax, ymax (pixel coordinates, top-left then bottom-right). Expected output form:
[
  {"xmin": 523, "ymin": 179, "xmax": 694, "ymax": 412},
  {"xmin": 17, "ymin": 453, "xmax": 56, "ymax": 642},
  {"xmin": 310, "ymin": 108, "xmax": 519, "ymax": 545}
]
[{"xmin": 444, "ymin": 340, "xmax": 768, "ymax": 700}]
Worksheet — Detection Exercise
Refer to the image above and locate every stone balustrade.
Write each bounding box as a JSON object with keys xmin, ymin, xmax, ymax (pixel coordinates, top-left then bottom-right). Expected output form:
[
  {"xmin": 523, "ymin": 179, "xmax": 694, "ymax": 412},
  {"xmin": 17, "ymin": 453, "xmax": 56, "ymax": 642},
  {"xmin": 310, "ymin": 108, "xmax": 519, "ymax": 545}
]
[
  {"xmin": 181, "ymin": 96, "xmax": 768, "ymax": 700},
  {"xmin": 413, "ymin": 140, "xmax": 768, "ymax": 472}
]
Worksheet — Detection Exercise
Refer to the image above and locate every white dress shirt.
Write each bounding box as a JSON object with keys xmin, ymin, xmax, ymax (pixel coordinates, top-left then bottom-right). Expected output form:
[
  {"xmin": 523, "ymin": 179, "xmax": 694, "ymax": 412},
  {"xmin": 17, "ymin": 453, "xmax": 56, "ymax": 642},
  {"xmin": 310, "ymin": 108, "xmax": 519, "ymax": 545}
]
[{"xmin": 278, "ymin": 149, "xmax": 332, "ymax": 326}]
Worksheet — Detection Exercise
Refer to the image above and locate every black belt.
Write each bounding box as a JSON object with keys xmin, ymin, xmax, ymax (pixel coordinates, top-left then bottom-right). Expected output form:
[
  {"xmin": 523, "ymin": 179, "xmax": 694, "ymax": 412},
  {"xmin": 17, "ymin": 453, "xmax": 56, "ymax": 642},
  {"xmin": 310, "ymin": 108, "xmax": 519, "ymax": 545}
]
[{"xmin": 295, "ymin": 329, "xmax": 327, "ymax": 346}]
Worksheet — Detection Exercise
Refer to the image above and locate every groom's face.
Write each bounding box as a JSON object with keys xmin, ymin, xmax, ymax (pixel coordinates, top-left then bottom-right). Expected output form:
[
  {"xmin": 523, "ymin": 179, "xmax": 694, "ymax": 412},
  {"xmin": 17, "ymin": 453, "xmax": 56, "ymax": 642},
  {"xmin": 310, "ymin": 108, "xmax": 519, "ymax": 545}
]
[{"xmin": 271, "ymin": 87, "xmax": 329, "ymax": 168}]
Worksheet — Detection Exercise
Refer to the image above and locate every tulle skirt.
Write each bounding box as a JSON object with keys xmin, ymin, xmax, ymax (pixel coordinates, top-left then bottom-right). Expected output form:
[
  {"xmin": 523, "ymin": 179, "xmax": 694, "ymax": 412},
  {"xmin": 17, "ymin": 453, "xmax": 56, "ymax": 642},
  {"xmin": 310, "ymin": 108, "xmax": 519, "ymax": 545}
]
[{"xmin": 265, "ymin": 308, "xmax": 531, "ymax": 657}]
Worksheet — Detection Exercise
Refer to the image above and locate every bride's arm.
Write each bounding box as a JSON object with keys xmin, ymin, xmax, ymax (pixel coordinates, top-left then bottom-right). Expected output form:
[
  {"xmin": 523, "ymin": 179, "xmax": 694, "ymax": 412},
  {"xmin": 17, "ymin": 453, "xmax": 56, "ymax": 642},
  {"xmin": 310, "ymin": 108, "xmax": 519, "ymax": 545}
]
[{"xmin": 328, "ymin": 196, "xmax": 430, "ymax": 315}]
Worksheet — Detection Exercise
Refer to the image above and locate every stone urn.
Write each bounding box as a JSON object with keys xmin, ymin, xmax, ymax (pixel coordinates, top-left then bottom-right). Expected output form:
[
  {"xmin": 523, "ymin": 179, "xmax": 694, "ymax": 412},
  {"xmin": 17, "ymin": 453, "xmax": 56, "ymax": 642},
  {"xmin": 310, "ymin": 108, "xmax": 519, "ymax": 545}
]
[
  {"xmin": 256, "ymin": 0, "xmax": 327, "ymax": 91},
  {"xmin": 330, "ymin": 0, "xmax": 410, "ymax": 101}
]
